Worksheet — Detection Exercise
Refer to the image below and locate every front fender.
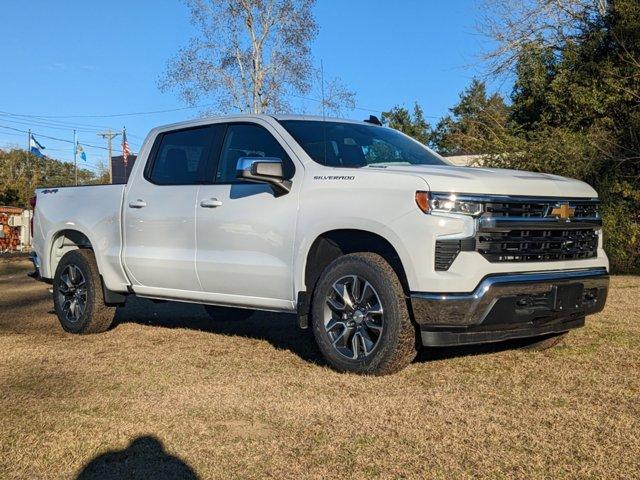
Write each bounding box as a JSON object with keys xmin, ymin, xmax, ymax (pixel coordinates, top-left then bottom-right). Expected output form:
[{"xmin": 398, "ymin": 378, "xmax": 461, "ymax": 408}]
[{"xmin": 293, "ymin": 216, "xmax": 420, "ymax": 295}]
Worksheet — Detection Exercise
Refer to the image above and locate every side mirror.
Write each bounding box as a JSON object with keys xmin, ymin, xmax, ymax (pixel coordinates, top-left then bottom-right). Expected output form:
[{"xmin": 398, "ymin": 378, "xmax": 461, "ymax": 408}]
[{"xmin": 236, "ymin": 157, "xmax": 292, "ymax": 196}]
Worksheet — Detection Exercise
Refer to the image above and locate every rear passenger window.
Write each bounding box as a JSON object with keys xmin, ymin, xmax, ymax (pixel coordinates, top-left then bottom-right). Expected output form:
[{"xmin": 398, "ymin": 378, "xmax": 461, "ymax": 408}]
[
  {"xmin": 147, "ymin": 125, "xmax": 224, "ymax": 185},
  {"xmin": 216, "ymin": 124, "xmax": 294, "ymax": 183}
]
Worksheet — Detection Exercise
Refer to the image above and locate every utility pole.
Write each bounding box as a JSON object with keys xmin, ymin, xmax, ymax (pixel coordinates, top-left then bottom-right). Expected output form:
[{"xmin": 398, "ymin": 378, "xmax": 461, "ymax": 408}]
[
  {"xmin": 97, "ymin": 130, "xmax": 120, "ymax": 184},
  {"xmin": 73, "ymin": 129, "xmax": 78, "ymax": 185},
  {"xmin": 26, "ymin": 129, "xmax": 31, "ymax": 206}
]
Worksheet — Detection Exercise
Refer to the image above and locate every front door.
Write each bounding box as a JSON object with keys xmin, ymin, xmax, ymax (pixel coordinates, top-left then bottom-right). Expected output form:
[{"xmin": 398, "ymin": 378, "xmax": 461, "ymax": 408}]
[
  {"xmin": 195, "ymin": 122, "xmax": 301, "ymax": 310},
  {"xmin": 123, "ymin": 124, "xmax": 224, "ymax": 292}
]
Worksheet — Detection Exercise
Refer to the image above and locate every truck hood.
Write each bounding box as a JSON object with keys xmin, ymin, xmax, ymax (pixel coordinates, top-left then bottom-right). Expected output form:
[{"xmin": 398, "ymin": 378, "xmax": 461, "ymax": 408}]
[{"xmin": 372, "ymin": 164, "xmax": 598, "ymax": 198}]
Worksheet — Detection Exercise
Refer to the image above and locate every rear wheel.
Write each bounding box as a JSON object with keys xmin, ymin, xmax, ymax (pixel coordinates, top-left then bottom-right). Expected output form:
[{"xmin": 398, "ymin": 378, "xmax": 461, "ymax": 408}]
[
  {"xmin": 521, "ymin": 332, "xmax": 568, "ymax": 351},
  {"xmin": 53, "ymin": 249, "xmax": 115, "ymax": 334},
  {"xmin": 311, "ymin": 252, "xmax": 417, "ymax": 375},
  {"xmin": 203, "ymin": 305, "xmax": 255, "ymax": 321}
]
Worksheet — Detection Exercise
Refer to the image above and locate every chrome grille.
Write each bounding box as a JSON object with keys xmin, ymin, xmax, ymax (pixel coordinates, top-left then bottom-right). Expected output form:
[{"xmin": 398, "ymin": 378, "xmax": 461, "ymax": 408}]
[
  {"xmin": 483, "ymin": 199, "xmax": 599, "ymax": 218},
  {"xmin": 484, "ymin": 201, "xmax": 547, "ymax": 218},
  {"xmin": 477, "ymin": 228, "xmax": 598, "ymax": 263},
  {"xmin": 477, "ymin": 196, "xmax": 600, "ymax": 263}
]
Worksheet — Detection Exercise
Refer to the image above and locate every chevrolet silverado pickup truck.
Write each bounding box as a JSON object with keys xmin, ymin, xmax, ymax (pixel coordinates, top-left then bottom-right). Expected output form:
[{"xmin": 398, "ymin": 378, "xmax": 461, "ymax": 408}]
[{"xmin": 29, "ymin": 114, "xmax": 609, "ymax": 374}]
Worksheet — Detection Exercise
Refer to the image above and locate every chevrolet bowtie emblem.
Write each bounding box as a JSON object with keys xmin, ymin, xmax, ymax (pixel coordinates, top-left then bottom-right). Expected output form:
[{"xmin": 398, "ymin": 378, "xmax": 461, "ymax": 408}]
[{"xmin": 550, "ymin": 203, "xmax": 576, "ymax": 220}]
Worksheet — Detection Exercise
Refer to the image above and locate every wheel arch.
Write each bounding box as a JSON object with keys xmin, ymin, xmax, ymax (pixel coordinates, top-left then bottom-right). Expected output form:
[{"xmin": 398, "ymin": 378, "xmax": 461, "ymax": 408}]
[
  {"xmin": 302, "ymin": 229, "xmax": 411, "ymax": 300},
  {"xmin": 49, "ymin": 228, "xmax": 126, "ymax": 306},
  {"xmin": 49, "ymin": 228, "xmax": 94, "ymax": 276}
]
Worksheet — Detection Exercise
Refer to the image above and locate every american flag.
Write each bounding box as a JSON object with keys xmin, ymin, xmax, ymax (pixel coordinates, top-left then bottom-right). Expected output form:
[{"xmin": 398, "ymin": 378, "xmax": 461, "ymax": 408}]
[{"xmin": 121, "ymin": 128, "xmax": 131, "ymax": 166}]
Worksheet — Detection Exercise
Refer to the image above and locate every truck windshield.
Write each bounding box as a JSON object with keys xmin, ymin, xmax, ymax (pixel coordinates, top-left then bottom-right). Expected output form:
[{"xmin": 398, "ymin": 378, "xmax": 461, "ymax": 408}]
[{"xmin": 279, "ymin": 120, "xmax": 447, "ymax": 168}]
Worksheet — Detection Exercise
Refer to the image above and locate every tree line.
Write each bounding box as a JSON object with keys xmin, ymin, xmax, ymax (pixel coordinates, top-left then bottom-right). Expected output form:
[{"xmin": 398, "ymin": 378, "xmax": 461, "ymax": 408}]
[{"xmin": 0, "ymin": 149, "xmax": 109, "ymax": 206}]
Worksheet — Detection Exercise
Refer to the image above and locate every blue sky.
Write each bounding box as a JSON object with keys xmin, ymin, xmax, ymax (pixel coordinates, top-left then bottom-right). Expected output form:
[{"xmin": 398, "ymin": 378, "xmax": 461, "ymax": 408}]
[{"xmin": 0, "ymin": 0, "xmax": 496, "ymax": 172}]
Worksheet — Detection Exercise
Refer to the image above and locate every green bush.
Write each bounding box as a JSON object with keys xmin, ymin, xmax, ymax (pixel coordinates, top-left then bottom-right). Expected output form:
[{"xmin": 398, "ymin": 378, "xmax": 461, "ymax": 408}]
[{"xmin": 600, "ymin": 184, "xmax": 640, "ymax": 274}]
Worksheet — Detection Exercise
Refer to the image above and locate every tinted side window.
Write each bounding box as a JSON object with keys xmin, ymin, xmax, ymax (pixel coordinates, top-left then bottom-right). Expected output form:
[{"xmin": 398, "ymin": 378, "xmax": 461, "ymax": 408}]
[
  {"xmin": 216, "ymin": 124, "xmax": 294, "ymax": 183},
  {"xmin": 280, "ymin": 120, "xmax": 445, "ymax": 167},
  {"xmin": 147, "ymin": 125, "xmax": 224, "ymax": 185}
]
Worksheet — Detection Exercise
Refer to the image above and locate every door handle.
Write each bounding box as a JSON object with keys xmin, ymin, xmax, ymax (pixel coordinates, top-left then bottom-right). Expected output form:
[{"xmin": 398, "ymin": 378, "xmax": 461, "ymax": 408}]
[
  {"xmin": 200, "ymin": 198, "xmax": 223, "ymax": 208},
  {"xmin": 128, "ymin": 199, "xmax": 147, "ymax": 209}
]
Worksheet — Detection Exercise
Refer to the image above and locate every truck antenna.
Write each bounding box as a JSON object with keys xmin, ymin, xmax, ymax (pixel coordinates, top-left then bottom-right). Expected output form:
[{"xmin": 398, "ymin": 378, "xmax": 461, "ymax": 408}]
[{"xmin": 320, "ymin": 59, "xmax": 326, "ymax": 121}]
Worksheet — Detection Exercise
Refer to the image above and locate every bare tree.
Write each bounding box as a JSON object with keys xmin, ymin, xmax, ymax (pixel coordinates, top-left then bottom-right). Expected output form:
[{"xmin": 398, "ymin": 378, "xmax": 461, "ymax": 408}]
[
  {"xmin": 160, "ymin": 0, "xmax": 354, "ymax": 115},
  {"xmin": 478, "ymin": 0, "xmax": 608, "ymax": 74}
]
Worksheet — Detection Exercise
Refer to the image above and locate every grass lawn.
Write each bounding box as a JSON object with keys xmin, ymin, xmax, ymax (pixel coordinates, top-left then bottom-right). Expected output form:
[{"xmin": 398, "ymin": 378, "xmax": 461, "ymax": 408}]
[{"xmin": 1, "ymin": 258, "xmax": 638, "ymax": 479}]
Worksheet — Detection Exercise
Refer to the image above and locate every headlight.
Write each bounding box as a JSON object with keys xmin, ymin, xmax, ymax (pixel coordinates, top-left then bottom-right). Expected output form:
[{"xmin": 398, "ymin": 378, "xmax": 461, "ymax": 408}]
[{"xmin": 415, "ymin": 192, "xmax": 483, "ymax": 216}]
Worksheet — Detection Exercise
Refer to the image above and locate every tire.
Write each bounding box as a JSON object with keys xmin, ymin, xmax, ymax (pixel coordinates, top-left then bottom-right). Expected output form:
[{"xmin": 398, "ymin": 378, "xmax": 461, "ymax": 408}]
[
  {"xmin": 53, "ymin": 249, "xmax": 115, "ymax": 334},
  {"xmin": 311, "ymin": 252, "xmax": 418, "ymax": 375},
  {"xmin": 521, "ymin": 332, "xmax": 568, "ymax": 351},
  {"xmin": 203, "ymin": 305, "xmax": 255, "ymax": 321}
]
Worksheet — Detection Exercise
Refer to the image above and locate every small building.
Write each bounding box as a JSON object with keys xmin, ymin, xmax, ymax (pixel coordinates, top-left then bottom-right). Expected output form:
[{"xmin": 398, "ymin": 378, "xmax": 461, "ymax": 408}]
[
  {"xmin": 0, "ymin": 206, "xmax": 31, "ymax": 252},
  {"xmin": 111, "ymin": 155, "xmax": 138, "ymax": 184}
]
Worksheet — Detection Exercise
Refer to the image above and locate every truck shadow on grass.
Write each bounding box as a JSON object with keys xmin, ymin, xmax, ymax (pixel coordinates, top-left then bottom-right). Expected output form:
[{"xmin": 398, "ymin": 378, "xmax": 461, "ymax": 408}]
[
  {"xmin": 112, "ymin": 296, "xmax": 324, "ymax": 364},
  {"xmin": 113, "ymin": 296, "xmax": 528, "ymax": 368}
]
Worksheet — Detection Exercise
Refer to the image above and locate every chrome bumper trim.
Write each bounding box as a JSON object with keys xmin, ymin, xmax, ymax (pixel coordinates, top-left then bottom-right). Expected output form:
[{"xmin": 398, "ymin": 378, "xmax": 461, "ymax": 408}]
[{"xmin": 410, "ymin": 268, "xmax": 609, "ymax": 327}]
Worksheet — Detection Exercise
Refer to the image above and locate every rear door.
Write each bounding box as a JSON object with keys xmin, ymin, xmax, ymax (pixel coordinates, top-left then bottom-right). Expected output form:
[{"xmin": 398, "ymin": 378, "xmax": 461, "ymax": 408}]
[
  {"xmin": 195, "ymin": 121, "xmax": 301, "ymax": 309},
  {"xmin": 123, "ymin": 124, "xmax": 225, "ymax": 292}
]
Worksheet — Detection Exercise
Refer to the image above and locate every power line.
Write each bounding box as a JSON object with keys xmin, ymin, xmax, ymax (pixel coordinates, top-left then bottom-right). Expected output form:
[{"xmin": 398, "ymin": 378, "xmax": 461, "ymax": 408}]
[
  {"xmin": 1, "ymin": 96, "xmax": 444, "ymax": 121},
  {"xmin": 1, "ymin": 92, "xmax": 446, "ymax": 134},
  {"xmin": 0, "ymin": 114, "xmax": 143, "ymax": 149},
  {"xmin": 0, "ymin": 123, "xmax": 133, "ymax": 179},
  {"xmin": 0, "ymin": 131, "xmax": 25, "ymax": 139},
  {"xmin": 6, "ymin": 103, "xmax": 217, "ymax": 119},
  {"xmin": 0, "ymin": 111, "xmax": 112, "ymax": 131},
  {"xmin": 0, "ymin": 124, "xmax": 137, "ymax": 154},
  {"xmin": 0, "ymin": 115, "xmax": 108, "ymax": 134}
]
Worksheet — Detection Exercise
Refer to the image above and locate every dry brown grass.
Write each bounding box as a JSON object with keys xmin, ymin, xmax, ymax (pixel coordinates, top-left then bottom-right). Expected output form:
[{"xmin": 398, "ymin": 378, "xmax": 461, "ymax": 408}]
[{"xmin": 1, "ymin": 259, "xmax": 639, "ymax": 479}]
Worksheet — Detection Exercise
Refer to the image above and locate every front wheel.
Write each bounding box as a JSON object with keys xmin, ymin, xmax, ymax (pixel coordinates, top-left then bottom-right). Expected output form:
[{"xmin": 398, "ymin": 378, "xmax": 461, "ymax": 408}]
[
  {"xmin": 311, "ymin": 252, "xmax": 418, "ymax": 375},
  {"xmin": 53, "ymin": 249, "xmax": 115, "ymax": 334}
]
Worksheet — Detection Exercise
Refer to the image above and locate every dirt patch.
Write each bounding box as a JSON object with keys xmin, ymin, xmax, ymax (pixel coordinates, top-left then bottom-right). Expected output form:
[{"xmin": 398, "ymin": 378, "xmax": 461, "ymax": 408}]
[{"xmin": 1, "ymin": 261, "xmax": 639, "ymax": 479}]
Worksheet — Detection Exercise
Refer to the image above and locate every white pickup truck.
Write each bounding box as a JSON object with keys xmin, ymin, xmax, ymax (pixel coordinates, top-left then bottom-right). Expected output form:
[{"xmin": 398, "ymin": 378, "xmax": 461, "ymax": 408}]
[{"xmin": 30, "ymin": 114, "xmax": 609, "ymax": 374}]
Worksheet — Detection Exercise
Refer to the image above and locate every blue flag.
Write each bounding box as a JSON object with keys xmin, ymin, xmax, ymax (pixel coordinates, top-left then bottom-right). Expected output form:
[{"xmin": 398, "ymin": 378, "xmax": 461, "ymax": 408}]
[
  {"xmin": 29, "ymin": 134, "xmax": 45, "ymax": 157},
  {"xmin": 76, "ymin": 143, "xmax": 87, "ymax": 161}
]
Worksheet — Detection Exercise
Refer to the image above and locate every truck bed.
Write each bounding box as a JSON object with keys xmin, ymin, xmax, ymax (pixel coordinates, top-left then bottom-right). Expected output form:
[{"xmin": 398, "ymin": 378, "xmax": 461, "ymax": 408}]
[{"xmin": 32, "ymin": 184, "xmax": 129, "ymax": 292}]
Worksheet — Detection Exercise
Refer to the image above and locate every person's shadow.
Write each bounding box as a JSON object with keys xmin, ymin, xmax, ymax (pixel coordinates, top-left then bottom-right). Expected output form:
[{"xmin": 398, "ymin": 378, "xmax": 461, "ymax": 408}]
[{"xmin": 75, "ymin": 435, "xmax": 199, "ymax": 480}]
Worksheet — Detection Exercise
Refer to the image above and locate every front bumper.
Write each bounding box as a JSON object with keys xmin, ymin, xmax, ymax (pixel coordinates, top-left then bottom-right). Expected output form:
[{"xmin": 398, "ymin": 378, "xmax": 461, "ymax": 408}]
[{"xmin": 410, "ymin": 268, "xmax": 609, "ymax": 346}]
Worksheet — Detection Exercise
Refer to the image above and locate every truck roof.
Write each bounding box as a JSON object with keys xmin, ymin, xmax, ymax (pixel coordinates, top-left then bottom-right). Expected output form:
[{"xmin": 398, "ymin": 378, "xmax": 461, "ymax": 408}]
[
  {"xmin": 152, "ymin": 113, "xmax": 374, "ymax": 133},
  {"xmin": 272, "ymin": 114, "xmax": 372, "ymax": 124}
]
